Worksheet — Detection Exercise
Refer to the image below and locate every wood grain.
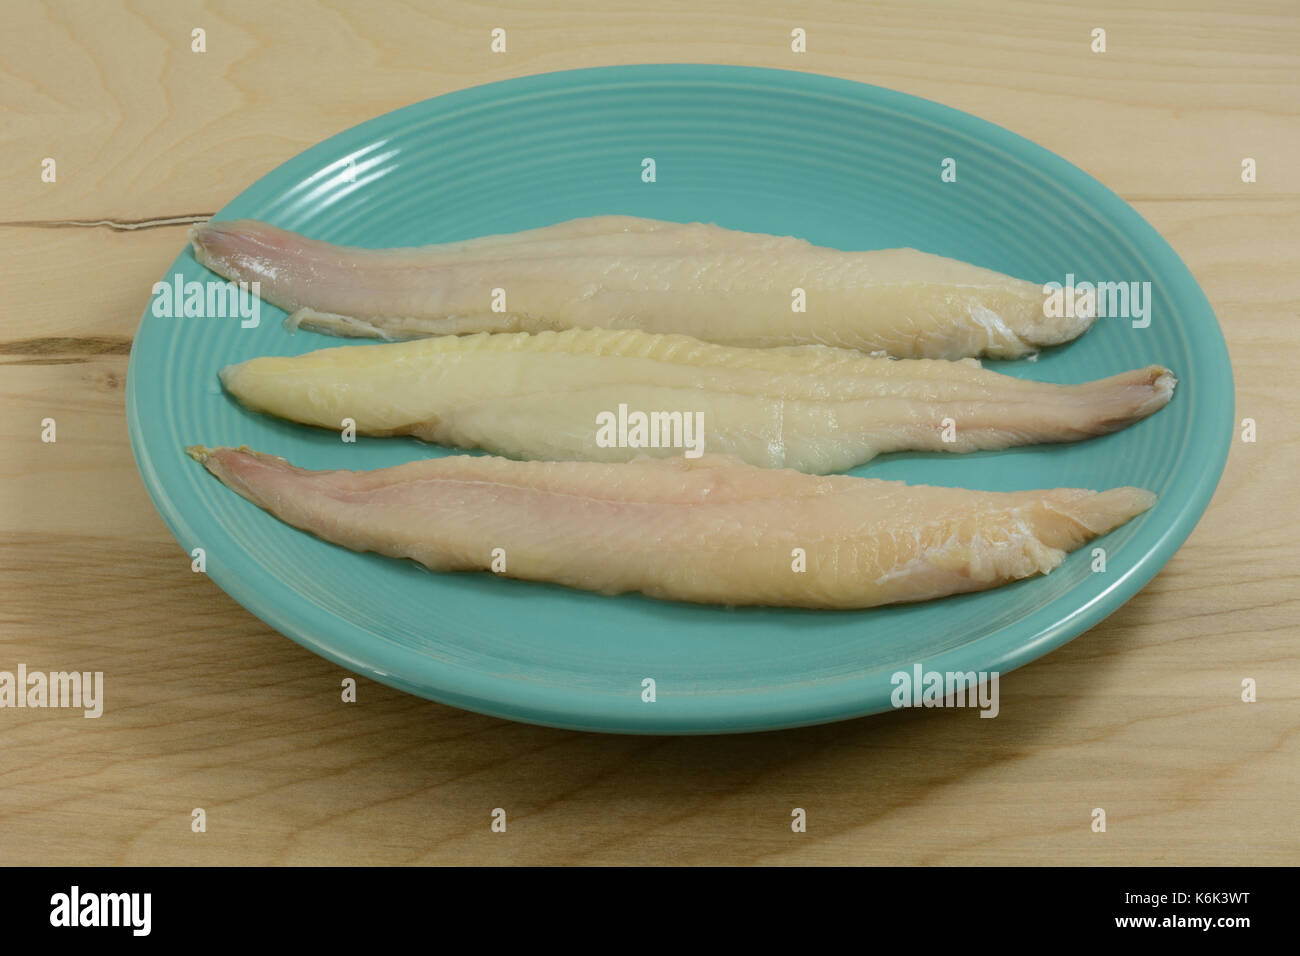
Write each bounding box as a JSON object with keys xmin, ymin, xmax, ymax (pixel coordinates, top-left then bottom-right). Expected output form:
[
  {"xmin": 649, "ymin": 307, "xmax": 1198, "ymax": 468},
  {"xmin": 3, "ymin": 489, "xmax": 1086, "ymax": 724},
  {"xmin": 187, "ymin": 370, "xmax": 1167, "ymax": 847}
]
[{"xmin": 1, "ymin": 0, "xmax": 1296, "ymax": 866}]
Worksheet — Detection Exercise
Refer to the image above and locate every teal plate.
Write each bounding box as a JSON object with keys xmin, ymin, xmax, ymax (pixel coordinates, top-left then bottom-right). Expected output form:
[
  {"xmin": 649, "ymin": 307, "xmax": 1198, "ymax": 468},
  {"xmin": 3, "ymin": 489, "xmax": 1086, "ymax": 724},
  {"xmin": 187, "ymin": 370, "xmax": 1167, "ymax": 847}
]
[{"xmin": 127, "ymin": 65, "xmax": 1233, "ymax": 734}]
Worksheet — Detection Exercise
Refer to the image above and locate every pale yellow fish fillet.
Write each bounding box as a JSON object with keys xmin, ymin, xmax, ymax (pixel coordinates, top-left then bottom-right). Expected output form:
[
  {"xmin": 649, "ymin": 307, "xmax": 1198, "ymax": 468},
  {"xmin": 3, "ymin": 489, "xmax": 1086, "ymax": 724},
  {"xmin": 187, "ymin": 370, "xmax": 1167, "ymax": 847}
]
[
  {"xmin": 187, "ymin": 446, "xmax": 1156, "ymax": 610},
  {"xmin": 219, "ymin": 328, "xmax": 1174, "ymax": 474},
  {"xmin": 190, "ymin": 215, "xmax": 1088, "ymax": 359}
]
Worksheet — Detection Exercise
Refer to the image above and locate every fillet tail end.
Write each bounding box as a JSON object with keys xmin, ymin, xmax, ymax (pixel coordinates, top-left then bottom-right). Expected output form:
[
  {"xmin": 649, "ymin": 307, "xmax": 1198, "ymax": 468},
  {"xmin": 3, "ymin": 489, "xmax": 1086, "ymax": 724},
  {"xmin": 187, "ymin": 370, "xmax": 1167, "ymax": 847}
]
[{"xmin": 1043, "ymin": 485, "xmax": 1157, "ymax": 542}]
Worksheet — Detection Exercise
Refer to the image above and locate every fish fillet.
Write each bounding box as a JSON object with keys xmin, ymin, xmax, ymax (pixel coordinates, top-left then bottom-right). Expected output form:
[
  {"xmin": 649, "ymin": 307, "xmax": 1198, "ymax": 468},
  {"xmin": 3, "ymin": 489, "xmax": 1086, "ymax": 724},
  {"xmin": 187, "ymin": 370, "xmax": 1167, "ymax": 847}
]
[
  {"xmin": 218, "ymin": 328, "xmax": 1175, "ymax": 474},
  {"xmin": 187, "ymin": 446, "xmax": 1155, "ymax": 609},
  {"xmin": 190, "ymin": 216, "xmax": 1089, "ymax": 359}
]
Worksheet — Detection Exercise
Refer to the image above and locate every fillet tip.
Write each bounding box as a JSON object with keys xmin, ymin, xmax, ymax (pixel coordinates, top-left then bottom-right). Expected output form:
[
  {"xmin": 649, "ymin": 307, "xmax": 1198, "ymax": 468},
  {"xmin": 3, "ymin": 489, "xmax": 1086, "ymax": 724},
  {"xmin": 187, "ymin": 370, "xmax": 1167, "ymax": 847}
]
[
  {"xmin": 1135, "ymin": 365, "xmax": 1177, "ymax": 416},
  {"xmin": 188, "ymin": 219, "xmax": 239, "ymax": 266},
  {"xmin": 186, "ymin": 444, "xmax": 278, "ymax": 468},
  {"xmin": 1048, "ymin": 485, "xmax": 1157, "ymax": 538},
  {"xmin": 187, "ymin": 224, "xmax": 205, "ymax": 261},
  {"xmin": 1018, "ymin": 304, "xmax": 1098, "ymax": 350},
  {"xmin": 216, "ymin": 362, "xmax": 239, "ymax": 390},
  {"xmin": 189, "ymin": 219, "xmax": 278, "ymax": 267}
]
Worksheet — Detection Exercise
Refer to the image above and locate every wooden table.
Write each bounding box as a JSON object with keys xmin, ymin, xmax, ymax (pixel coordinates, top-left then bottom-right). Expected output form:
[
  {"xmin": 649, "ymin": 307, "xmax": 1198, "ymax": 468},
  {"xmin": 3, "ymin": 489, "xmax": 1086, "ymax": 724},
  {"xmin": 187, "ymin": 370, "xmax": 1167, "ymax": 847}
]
[{"xmin": 2, "ymin": 1, "xmax": 1296, "ymax": 866}]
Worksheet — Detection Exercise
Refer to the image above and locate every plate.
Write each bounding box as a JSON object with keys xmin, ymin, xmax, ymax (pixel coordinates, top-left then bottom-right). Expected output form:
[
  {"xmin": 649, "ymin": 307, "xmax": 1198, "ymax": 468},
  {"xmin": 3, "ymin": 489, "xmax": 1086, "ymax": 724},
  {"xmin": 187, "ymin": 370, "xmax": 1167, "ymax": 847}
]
[{"xmin": 126, "ymin": 65, "xmax": 1233, "ymax": 734}]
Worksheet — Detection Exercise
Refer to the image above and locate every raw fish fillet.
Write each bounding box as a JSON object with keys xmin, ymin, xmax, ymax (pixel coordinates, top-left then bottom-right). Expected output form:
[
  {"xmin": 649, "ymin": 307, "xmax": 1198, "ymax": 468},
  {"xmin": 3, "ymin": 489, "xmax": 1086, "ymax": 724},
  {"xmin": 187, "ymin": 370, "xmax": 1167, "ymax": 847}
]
[
  {"xmin": 219, "ymin": 328, "xmax": 1175, "ymax": 474},
  {"xmin": 187, "ymin": 446, "xmax": 1156, "ymax": 609},
  {"xmin": 190, "ymin": 216, "xmax": 1087, "ymax": 359}
]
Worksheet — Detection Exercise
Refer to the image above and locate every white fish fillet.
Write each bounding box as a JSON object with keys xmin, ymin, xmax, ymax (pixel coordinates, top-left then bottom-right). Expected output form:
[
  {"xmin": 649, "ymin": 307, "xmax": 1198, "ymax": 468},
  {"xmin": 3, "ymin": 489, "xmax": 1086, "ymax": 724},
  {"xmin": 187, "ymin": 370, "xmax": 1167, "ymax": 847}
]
[
  {"xmin": 219, "ymin": 328, "xmax": 1175, "ymax": 474},
  {"xmin": 190, "ymin": 216, "xmax": 1089, "ymax": 359},
  {"xmin": 187, "ymin": 446, "xmax": 1156, "ymax": 609}
]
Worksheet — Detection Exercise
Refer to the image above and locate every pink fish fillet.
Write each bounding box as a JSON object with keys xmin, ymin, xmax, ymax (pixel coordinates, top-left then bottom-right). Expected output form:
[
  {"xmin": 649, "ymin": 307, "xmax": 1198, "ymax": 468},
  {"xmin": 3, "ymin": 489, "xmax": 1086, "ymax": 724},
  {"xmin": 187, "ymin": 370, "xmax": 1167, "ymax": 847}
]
[
  {"xmin": 188, "ymin": 446, "xmax": 1156, "ymax": 610},
  {"xmin": 189, "ymin": 215, "xmax": 1086, "ymax": 359}
]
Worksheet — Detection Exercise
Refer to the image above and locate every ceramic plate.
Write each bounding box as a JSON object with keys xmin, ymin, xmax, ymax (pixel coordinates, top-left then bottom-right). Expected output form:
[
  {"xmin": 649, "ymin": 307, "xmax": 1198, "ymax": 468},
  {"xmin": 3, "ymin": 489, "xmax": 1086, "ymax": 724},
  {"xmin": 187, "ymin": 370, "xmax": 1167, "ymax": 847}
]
[{"xmin": 127, "ymin": 65, "xmax": 1233, "ymax": 733}]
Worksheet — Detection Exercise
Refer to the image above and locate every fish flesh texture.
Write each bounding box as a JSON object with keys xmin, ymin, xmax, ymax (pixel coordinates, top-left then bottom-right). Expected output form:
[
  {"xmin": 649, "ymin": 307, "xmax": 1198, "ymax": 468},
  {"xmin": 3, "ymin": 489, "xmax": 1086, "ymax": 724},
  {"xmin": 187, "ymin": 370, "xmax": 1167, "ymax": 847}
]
[
  {"xmin": 192, "ymin": 216, "xmax": 1082, "ymax": 359},
  {"xmin": 187, "ymin": 446, "xmax": 1155, "ymax": 609},
  {"xmin": 190, "ymin": 216, "xmax": 1089, "ymax": 359},
  {"xmin": 218, "ymin": 328, "xmax": 1175, "ymax": 474},
  {"xmin": 189, "ymin": 447, "xmax": 1155, "ymax": 609}
]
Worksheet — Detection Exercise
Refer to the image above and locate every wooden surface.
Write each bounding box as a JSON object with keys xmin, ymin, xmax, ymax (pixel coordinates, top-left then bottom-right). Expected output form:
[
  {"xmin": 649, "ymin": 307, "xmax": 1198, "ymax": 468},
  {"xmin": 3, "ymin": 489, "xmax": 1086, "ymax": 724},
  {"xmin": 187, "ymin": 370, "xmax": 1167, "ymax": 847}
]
[{"xmin": 2, "ymin": 1, "xmax": 1297, "ymax": 866}]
